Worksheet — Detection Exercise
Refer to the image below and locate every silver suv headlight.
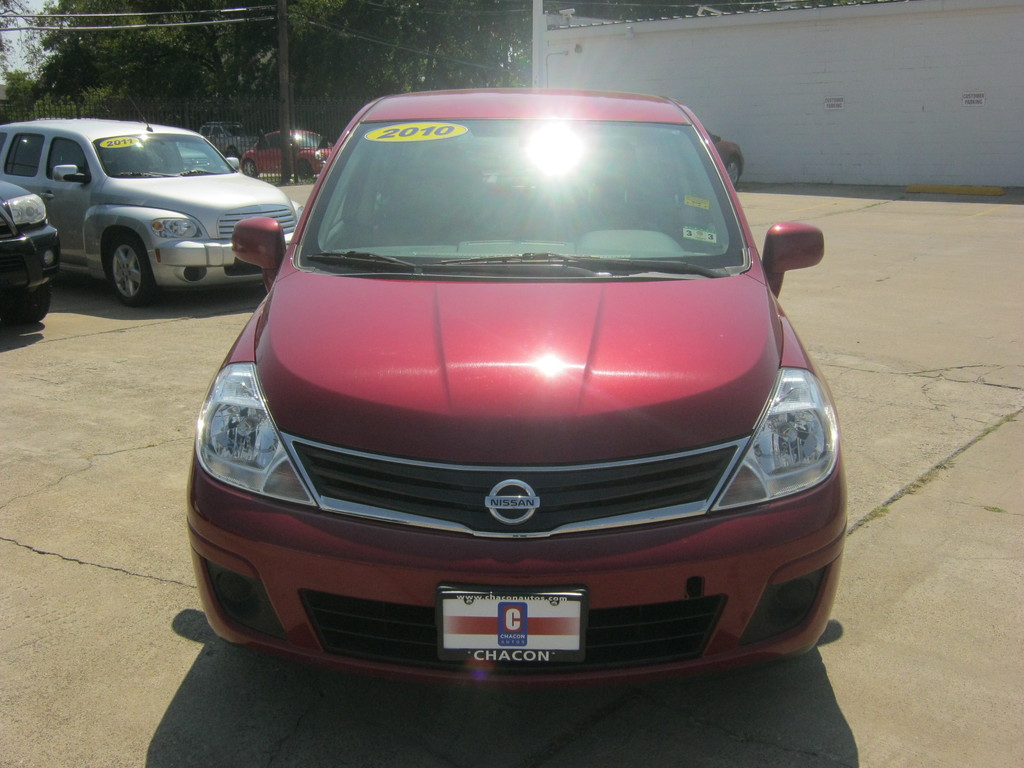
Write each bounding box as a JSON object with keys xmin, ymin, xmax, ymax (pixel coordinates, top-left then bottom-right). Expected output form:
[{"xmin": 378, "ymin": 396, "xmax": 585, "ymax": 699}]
[
  {"xmin": 8, "ymin": 193, "xmax": 47, "ymax": 226},
  {"xmin": 196, "ymin": 363, "xmax": 313, "ymax": 504},
  {"xmin": 714, "ymin": 368, "xmax": 839, "ymax": 510}
]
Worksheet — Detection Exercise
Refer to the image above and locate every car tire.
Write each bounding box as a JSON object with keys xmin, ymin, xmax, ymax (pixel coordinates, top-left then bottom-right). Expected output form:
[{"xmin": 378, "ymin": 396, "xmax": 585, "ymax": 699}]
[
  {"xmin": 242, "ymin": 159, "xmax": 258, "ymax": 177},
  {"xmin": 105, "ymin": 233, "xmax": 160, "ymax": 307},
  {"xmin": 296, "ymin": 160, "xmax": 313, "ymax": 181},
  {"xmin": 726, "ymin": 159, "xmax": 742, "ymax": 185},
  {"xmin": 0, "ymin": 282, "xmax": 51, "ymax": 325}
]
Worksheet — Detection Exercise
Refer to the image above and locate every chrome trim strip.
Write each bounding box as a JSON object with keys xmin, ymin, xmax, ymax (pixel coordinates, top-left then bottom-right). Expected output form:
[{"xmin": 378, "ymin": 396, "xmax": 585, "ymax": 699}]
[{"xmin": 282, "ymin": 435, "xmax": 748, "ymax": 539}]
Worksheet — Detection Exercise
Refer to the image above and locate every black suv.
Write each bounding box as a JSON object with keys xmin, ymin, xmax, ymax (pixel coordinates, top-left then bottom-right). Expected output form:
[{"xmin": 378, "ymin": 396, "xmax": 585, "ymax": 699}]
[{"xmin": 0, "ymin": 179, "xmax": 60, "ymax": 325}]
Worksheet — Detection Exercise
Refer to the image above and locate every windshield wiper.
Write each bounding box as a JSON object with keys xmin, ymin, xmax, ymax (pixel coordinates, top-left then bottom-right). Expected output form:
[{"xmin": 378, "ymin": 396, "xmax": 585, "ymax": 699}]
[
  {"xmin": 438, "ymin": 253, "xmax": 725, "ymax": 278},
  {"xmin": 306, "ymin": 251, "xmax": 420, "ymax": 273},
  {"xmin": 108, "ymin": 171, "xmax": 175, "ymax": 178},
  {"xmin": 178, "ymin": 169, "xmax": 218, "ymax": 176}
]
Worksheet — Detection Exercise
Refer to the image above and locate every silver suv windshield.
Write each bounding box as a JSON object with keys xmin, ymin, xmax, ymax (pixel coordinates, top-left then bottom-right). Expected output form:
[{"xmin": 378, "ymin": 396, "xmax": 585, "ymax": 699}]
[
  {"xmin": 300, "ymin": 119, "xmax": 745, "ymax": 277},
  {"xmin": 93, "ymin": 133, "xmax": 235, "ymax": 178}
]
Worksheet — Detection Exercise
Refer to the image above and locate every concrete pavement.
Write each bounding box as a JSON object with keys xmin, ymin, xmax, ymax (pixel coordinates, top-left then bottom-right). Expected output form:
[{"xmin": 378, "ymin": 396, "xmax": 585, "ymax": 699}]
[{"xmin": 1, "ymin": 184, "xmax": 1021, "ymax": 767}]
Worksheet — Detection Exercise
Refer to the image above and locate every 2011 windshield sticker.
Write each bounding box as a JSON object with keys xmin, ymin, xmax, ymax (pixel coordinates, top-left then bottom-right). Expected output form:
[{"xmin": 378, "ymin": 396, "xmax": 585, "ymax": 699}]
[
  {"xmin": 683, "ymin": 226, "xmax": 718, "ymax": 244},
  {"xmin": 365, "ymin": 123, "xmax": 468, "ymax": 142},
  {"xmin": 98, "ymin": 137, "xmax": 141, "ymax": 149}
]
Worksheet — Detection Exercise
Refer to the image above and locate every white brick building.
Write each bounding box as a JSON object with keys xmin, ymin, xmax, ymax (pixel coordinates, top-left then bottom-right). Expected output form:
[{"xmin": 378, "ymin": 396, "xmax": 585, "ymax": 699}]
[{"xmin": 544, "ymin": 0, "xmax": 1024, "ymax": 186}]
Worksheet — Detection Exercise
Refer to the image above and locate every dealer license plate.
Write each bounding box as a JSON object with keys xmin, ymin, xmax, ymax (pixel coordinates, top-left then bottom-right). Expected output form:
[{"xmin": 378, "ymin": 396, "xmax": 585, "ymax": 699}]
[{"xmin": 437, "ymin": 586, "xmax": 587, "ymax": 663}]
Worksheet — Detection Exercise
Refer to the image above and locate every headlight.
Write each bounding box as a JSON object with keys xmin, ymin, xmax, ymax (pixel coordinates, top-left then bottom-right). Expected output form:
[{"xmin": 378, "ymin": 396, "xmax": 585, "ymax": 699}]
[
  {"xmin": 8, "ymin": 194, "xmax": 47, "ymax": 226},
  {"xmin": 715, "ymin": 368, "xmax": 838, "ymax": 510},
  {"xmin": 151, "ymin": 217, "xmax": 199, "ymax": 239},
  {"xmin": 196, "ymin": 363, "xmax": 313, "ymax": 504}
]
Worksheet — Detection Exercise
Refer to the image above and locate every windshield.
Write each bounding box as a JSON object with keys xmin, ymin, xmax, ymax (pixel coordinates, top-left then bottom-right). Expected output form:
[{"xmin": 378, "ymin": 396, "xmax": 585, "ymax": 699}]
[
  {"xmin": 300, "ymin": 119, "xmax": 745, "ymax": 276},
  {"xmin": 295, "ymin": 131, "xmax": 325, "ymax": 149},
  {"xmin": 94, "ymin": 133, "xmax": 235, "ymax": 177}
]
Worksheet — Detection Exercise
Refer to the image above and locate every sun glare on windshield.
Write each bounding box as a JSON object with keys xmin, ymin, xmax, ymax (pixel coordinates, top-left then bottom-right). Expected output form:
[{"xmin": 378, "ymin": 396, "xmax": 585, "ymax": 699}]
[{"xmin": 525, "ymin": 122, "xmax": 585, "ymax": 177}]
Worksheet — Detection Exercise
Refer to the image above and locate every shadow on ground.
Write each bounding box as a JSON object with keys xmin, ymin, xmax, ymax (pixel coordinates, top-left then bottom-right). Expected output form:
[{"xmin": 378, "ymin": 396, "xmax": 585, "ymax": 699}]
[
  {"xmin": 146, "ymin": 610, "xmax": 857, "ymax": 768},
  {"xmin": 0, "ymin": 273, "xmax": 265, "ymax": 352},
  {"xmin": 739, "ymin": 181, "xmax": 1024, "ymax": 204}
]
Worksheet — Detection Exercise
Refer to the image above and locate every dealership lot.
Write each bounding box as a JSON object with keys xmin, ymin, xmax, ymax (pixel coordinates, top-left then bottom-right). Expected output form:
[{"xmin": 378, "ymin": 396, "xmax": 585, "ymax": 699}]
[{"xmin": 2, "ymin": 184, "xmax": 1021, "ymax": 767}]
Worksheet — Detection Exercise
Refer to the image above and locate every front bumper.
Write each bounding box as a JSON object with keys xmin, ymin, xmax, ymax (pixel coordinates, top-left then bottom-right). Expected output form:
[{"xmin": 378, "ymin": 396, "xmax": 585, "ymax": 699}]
[
  {"xmin": 150, "ymin": 239, "xmax": 262, "ymax": 287},
  {"xmin": 0, "ymin": 228, "xmax": 60, "ymax": 290},
  {"xmin": 187, "ymin": 460, "xmax": 845, "ymax": 686}
]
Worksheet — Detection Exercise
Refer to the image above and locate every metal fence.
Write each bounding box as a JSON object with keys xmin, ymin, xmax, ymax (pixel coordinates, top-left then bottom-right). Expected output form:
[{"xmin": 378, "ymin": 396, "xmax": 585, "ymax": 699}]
[{"xmin": 0, "ymin": 97, "xmax": 366, "ymax": 183}]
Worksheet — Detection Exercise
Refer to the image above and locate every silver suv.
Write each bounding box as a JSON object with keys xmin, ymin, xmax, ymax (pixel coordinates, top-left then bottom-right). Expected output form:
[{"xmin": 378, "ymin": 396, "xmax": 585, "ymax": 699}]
[{"xmin": 0, "ymin": 119, "xmax": 299, "ymax": 305}]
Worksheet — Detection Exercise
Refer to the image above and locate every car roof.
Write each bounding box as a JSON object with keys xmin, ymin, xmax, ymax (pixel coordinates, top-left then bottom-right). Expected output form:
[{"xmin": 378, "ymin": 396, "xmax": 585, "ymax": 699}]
[
  {"xmin": 359, "ymin": 89, "xmax": 695, "ymax": 125},
  {"xmin": 0, "ymin": 118, "xmax": 199, "ymax": 141}
]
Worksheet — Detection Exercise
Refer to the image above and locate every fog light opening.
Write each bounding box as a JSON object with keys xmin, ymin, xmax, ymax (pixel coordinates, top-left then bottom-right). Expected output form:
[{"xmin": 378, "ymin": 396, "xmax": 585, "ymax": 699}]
[
  {"xmin": 205, "ymin": 559, "xmax": 285, "ymax": 638},
  {"xmin": 215, "ymin": 570, "xmax": 257, "ymax": 614},
  {"xmin": 183, "ymin": 266, "xmax": 207, "ymax": 282},
  {"xmin": 740, "ymin": 567, "xmax": 826, "ymax": 646},
  {"xmin": 771, "ymin": 578, "xmax": 818, "ymax": 625}
]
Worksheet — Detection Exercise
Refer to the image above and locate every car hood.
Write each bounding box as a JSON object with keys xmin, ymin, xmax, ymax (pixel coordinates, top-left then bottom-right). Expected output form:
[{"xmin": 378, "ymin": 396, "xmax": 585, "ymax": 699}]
[
  {"xmin": 253, "ymin": 272, "xmax": 783, "ymax": 464},
  {"xmin": 97, "ymin": 173, "xmax": 290, "ymax": 225}
]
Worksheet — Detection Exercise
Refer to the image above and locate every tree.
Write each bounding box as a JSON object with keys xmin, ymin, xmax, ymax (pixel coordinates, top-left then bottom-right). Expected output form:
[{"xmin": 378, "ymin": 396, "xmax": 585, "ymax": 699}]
[
  {"xmin": 30, "ymin": 0, "xmax": 531, "ymax": 104},
  {"xmin": 34, "ymin": 0, "xmax": 278, "ymax": 99},
  {"xmin": 1, "ymin": 0, "xmax": 31, "ymax": 70},
  {"xmin": 287, "ymin": 1, "xmax": 529, "ymax": 101}
]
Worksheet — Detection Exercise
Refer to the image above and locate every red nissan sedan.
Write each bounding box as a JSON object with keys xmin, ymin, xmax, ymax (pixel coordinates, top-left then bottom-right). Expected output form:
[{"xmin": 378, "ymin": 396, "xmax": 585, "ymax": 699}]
[{"xmin": 188, "ymin": 89, "xmax": 845, "ymax": 685}]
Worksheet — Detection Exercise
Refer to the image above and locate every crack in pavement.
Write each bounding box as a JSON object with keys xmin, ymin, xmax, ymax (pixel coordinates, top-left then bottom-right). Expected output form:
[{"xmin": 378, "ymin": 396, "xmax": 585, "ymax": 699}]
[
  {"xmin": 0, "ymin": 436, "xmax": 193, "ymax": 512},
  {"xmin": 847, "ymin": 408, "xmax": 1022, "ymax": 533},
  {"xmin": 0, "ymin": 308, "xmax": 259, "ymax": 351},
  {"xmin": 818, "ymin": 359, "xmax": 1023, "ymax": 391},
  {"xmin": 517, "ymin": 691, "xmax": 642, "ymax": 768},
  {"xmin": 264, "ymin": 688, "xmax": 323, "ymax": 768},
  {"xmin": 0, "ymin": 535, "xmax": 195, "ymax": 589},
  {"xmin": 678, "ymin": 709, "xmax": 857, "ymax": 768}
]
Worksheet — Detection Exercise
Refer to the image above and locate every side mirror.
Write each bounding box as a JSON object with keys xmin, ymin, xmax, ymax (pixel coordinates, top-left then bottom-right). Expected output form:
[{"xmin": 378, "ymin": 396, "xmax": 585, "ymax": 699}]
[
  {"xmin": 226, "ymin": 157, "xmax": 240, "ymax": 171},
  {"xmin": 761, "ymin": 222, "xmax": 824, "ymax": 296},
  {"xmin": 53, "ymin": 164, "xmax": 91, "ymax": 184},
  {"xmin": 232, "ymin": 217, "xmax": 286, "ymax": 291}
]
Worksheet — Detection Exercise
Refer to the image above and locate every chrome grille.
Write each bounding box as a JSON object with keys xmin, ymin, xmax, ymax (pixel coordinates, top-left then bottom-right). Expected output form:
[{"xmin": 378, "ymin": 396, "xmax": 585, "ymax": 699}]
[
  {"xmin": 218, "ymin": 205, "xmax": 296, "ymax": 239},
  {"xmin": 288, "ymin": 438, "xmax": 743, "ymax": 537}
]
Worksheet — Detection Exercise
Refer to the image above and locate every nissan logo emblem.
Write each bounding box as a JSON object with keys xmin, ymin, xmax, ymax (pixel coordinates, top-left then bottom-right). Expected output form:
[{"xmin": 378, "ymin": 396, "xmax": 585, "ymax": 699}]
[{"xmin": 485, "ymin": 479, "xmax": 540, "ymax": 525}]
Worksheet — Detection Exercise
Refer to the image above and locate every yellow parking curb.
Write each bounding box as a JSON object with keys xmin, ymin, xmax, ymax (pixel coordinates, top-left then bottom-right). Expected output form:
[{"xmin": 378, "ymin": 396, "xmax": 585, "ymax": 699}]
[{"xmin": 906, "ymin": 184, "xmax": 1005, "ymax": 196}]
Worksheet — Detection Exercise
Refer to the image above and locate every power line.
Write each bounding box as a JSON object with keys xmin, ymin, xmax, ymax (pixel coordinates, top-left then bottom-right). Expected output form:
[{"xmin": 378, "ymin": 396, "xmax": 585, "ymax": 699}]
[
  {"xmin": 0, "ymin": 5, "xmax": 275, "ymax": 32},
  {"xmin": 5, "ymin": 6, "xmax": 274, "ymax": 18},
  {"xmin": 2, "ymin": 18, "xmax": 273, "ymax": 32}
]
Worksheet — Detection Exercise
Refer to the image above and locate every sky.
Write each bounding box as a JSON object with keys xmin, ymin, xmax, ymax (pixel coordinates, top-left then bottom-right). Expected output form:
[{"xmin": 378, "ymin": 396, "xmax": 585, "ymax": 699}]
[{"xmin": 3, "ymin": 0, "xmax": 47, "ymax": 73}]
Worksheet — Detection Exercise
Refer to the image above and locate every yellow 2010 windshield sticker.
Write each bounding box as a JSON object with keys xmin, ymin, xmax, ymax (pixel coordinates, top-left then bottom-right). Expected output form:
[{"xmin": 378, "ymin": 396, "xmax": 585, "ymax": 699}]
[
  {"xmin": 98, "ymin": 136, "xmax": 141, "ymax": 149},
  {"xmin": 365, "ymin": 123, "xmax": 468, "ymax": 142}
]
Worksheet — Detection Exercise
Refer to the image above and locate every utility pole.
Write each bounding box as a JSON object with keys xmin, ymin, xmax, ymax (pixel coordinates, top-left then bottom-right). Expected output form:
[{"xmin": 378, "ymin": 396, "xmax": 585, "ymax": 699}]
[
  {"xmin": 277, "ymin": 0, "xmax": 293, "ymax": 184},
  {"xmin": 532, "ymin": 0, "xmax": 544, "ymax": 87}
]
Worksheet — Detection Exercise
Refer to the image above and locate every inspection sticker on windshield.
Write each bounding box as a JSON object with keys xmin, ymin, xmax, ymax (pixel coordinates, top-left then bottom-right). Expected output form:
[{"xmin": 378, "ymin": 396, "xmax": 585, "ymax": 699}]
[
  {"xmin": 683, "ymin": 226, "xmax": 718, "ymax": 244},
  {"xmin": 438, "ymin": 586, "xmax": 586, "ymax": 662},
  {"xmin": 366, "ymin": 123, "xmax": 468, "ymax": 142},
  {"xmin": 684, "ymin": 195, "xmax": 710, "ymax": 210},
  {"xmin": 98, "ymin": 136, "xmax": 141, "ymax": 149}
]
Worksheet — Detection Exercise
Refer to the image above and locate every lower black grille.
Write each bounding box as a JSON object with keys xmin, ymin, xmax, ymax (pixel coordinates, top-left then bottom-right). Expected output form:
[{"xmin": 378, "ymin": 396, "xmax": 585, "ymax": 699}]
[
  {"xmin": 0, "ymin": 252, "xmax": 27, "ymax": 273},
  {"xmin": 302, "ymin": 590, "xmax": 724, "ymax": 673}
]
